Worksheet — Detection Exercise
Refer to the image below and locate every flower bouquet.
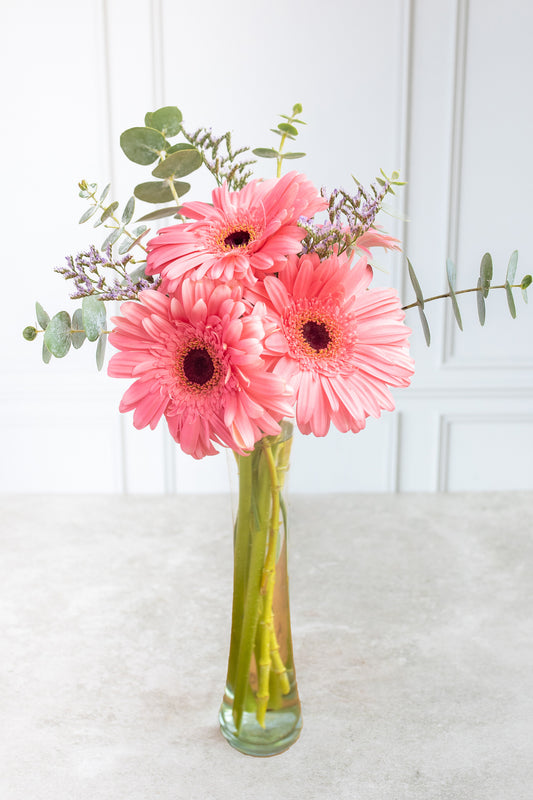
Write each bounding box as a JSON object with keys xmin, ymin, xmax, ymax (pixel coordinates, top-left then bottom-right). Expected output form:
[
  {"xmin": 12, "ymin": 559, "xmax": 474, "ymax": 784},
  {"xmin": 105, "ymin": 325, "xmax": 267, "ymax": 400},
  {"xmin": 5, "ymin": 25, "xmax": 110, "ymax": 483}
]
[{"xmin": 24, "ymin": 103, "xmax": 531, "ymax": 756}]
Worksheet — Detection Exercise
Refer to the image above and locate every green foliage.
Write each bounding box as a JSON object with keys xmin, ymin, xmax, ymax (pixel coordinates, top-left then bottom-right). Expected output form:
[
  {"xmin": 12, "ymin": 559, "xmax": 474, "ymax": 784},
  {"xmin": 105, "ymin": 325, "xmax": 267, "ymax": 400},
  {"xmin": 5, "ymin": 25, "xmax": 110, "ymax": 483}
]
[
  {"xmin": 120, "ymin": 127, "xmax": 170, "ymax": 165},
  {"xmin": 44, "ymin": 311, "xmax": 71, "ymax": 358},
  {"xmin": 133, "ymin": 180, "xmax": 191, "ymax": 204},
  {"xmin": 151, "ymin": 148, "xmax": 202, "ymax": 179},
  {"xmin": 253, "ymin": 103, "xmax": 307, "ymax": 171},
  {"xmin": 71, "ymin": 308, "xmax": 86, "ymax": 349},
  {"xmin": 82, "ymin": 296, "xmax": 106, "ymax": 342},
  {"xmin": 23, "ymin": 326, "xmax": 37, "ymax": 341},
  {"xmin": 404, "ymin": 250, "xmax": 531, "ymax": 345}
]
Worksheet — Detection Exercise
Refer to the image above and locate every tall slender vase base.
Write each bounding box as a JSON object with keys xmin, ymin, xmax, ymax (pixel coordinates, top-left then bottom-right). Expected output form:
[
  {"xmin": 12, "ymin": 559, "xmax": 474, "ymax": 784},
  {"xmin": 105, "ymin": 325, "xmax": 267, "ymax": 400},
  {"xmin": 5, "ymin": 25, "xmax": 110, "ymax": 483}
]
[
  {"xmin": 219, "ymin": 421, "xmax": 302, "ymax": 757},
  {"xmin": 219, "ymin": 692, "xmax": 302, "ymax": 757}
]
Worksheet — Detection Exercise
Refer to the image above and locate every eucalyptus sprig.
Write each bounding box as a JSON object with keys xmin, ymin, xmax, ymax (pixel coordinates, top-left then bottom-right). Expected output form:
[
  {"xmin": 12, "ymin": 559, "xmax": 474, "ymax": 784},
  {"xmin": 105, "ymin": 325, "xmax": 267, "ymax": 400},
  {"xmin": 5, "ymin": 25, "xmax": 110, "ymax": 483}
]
[
  {"xmin": 404, "ymin": 251, "xmax": 532, "ymax": 345},
  {"xmin": 23, "ymin": 297, "xmax": 110, "ymax": 370},
  {"xmin": 78, "ymin": 180, "xmax": 150, "ymax": 254},
  {"xmin": 253, "ymin": 103, "xmax": 307, "ymax": 178}
]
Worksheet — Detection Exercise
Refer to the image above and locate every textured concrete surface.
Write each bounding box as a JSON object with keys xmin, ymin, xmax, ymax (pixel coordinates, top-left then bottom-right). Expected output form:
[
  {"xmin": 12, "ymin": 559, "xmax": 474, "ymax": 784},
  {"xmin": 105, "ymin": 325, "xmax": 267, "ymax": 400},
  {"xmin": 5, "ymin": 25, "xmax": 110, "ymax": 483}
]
[{"xmin": 1, "ymin": 492, "xmax": 532, "ymax": 800}]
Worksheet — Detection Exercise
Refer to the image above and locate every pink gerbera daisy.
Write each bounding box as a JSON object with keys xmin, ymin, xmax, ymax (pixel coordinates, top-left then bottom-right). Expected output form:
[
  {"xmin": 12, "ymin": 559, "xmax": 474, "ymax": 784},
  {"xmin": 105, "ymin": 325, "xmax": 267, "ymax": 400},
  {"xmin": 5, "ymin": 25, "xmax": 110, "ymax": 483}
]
[
  {"xmin": 255, "ymin": 251, "xmax": 414, "ymax": 437},
  {"xmin": 145, "ymin": 171, "xmax": 326, "ymax": 292},
  {"xmin": 107, "ymin": 281, "xmax": 294, "ymax": 458}
]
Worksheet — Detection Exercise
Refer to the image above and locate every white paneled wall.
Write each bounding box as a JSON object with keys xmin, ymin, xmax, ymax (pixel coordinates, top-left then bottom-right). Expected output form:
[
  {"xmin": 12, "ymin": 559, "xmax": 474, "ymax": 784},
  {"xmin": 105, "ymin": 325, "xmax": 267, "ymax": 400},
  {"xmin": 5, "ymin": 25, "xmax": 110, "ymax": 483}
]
[{"xmin": 2, "ymin": 0, "xmax": 532, "ymax": 493}]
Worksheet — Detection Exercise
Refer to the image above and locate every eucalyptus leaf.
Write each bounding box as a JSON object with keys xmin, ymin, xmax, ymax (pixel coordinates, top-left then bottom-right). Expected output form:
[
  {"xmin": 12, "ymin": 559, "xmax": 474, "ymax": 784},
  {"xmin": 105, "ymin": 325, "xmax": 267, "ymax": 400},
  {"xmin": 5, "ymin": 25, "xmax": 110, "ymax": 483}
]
[
  {"xmin": 102, "ymin": 226, "xmax": 123, "ymax": 250},
  {"xmin": 35, "ymin": 302, "xmax": 50, "ymax": 330},
  {"xmin": 99, "ymin": 183, "xmax": 111, "ymax": 203},
  {"xmin": 505, "ymin": 282, "xmax": 516, "ymax": 318},
  {"xmin": 480, "ymin": 252, "xmax": 493, "ymax": 297},
  {"xmin": 418, "ymin": 305, "xmax": 431, "ymax": 346},
  {"xmin": 252, "ymin": 148, "xmax": 279, "ymax": 159},
  {"xmin": 100, "ymin": 201, "xmax": 119, "ymax": 223},
  {"xmin": 292, "ymin": 103, "xmax": 303, "ymax": 114},
  {"xmin": 136, "ymin": 206, "xmax": 180, "ymax": 222},
  {"xmin": 95, "ymin": 333, "xmax": 107, "ymax": 371},
  {"xmin": 82, "ymin": 296, "xmax": 106, "ymax": 342},
  {"xmin": 476, "ymin": 277, "xmax": 486, "ymax": 325},
  {"xmin": 120, "ymin": 127, "xmax": 170, "ymax": 165},
  {"xmin": 506, "ymin": 250, "xmax": 518, "ymax": 286},
  {"xmin": 42, "ymin": 339, "xmax": 52, "ymax": 364},
  {"xmin": 79, "ymin": 205, "xmax": 98, "ymax": 224},
  {"xmin": 144, "ymin": 112, "xmax": 154, "ymax": 128},
  {"xmin": 446, "ymin": 258, "xmax": 457, "ymax": 290},
  {"xmin": 282, "ymin": 152, "xmax": 306, "ymax": 160},
  {"xmin": 118, "ymin": 236, "xmax": 135, "ymax": 255},
  {"xmin": 71, "ymin": 308, "xmax": 86, "ymax": 349},
  {"xmin": 150, "ymin": 106, "xmax": 182, "ymax": 137},
  {"xmin": 43, "ymin": 311, "xmax": 71, "ymax": 358},
  {"xmin": 448, "ymin": 285, "xmax": 463, "ymax": 331},
  {"xmin": 167, "ymin": 142, "xmax": 199, "ymax": 154},
  {"xmin": 521, "ymin": 274, "xmax": 532, "ymax": 303},
  {"xmin": 151, "ymin": 148, "xmax": 202, "ymax": 179},
  {"xmin": 278, "ymin": 122, "xmax": 298, "ymax": 136},
  {"xmin": 122, "ymin": 196, "xmax": 135, "ymax": 224},
  {"xmin": 134, "ymin": 180, "xmax": 190, "ymax": 204},
  {"xmin": 407, "ymin": 259, "xmax": 425, "ymax": 307}
]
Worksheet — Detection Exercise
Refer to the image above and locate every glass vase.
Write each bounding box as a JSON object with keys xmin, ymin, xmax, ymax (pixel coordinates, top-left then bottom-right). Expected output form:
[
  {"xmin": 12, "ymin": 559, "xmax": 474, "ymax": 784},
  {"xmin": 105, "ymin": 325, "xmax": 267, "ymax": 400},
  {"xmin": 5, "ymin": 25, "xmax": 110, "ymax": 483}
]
[{"xmin": 219, "ymin": 420, "xmax": 302, "ymax": 756}]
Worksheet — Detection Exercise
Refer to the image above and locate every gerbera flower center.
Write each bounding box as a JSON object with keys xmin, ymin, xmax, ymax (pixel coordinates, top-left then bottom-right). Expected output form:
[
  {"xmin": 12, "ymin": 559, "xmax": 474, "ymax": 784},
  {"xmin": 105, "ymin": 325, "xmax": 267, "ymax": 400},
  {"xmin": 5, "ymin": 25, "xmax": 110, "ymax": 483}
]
[
  {"xmin": 215, "ymin": 221, "xmax": 258, "ymax": 253},
  {"xmin": 301, "ymin": 320, "xmax": 331, "ymax": 352},
  {"xmin": 183, "ymin": 347, "xmax": 215, "ymax": 385},
  {"xmin": 224, "ymin": 230, "xmax": 251, "ymax": 249},
  {"xmin": 285, "ymin": 307, "xmax": 343, "ymax": 362},
  {"xmin": 175, "ymin": 339, "xmax": 222, "ymax": 394}
]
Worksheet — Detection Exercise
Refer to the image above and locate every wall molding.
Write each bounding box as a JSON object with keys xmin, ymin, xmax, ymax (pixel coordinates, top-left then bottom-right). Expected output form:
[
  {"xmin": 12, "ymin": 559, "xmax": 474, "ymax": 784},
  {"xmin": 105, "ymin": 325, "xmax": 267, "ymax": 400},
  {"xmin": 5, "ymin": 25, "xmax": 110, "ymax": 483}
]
[{"xmin": 437, "ymin": 411, "xmax": 533, "ymax": 490}]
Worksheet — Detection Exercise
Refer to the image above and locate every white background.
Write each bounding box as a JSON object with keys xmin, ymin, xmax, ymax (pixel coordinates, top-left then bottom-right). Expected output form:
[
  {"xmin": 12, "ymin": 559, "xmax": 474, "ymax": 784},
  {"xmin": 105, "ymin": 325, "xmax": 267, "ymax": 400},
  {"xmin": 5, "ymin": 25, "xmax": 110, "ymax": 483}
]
[{"xmin": 2, "ymin": 0, "xmax": 532, "ymax": 493}]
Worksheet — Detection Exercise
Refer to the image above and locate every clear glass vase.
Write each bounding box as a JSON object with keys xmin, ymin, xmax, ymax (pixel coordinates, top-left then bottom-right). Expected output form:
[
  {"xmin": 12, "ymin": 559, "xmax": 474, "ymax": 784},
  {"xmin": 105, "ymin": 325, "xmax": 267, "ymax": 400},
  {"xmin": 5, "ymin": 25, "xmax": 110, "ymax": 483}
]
[{"xmin": 219, "ymin": 420, "xmax": 302, "ymax": 756}]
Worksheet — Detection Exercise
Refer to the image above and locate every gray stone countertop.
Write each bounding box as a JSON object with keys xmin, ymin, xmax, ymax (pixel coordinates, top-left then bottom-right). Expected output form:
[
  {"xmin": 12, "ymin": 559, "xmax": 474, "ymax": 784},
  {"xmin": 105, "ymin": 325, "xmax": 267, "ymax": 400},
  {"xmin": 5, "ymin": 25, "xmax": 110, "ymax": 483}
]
[{"xmin": 1, "ymin": 492, "xmax": 532, "ymax": 800}]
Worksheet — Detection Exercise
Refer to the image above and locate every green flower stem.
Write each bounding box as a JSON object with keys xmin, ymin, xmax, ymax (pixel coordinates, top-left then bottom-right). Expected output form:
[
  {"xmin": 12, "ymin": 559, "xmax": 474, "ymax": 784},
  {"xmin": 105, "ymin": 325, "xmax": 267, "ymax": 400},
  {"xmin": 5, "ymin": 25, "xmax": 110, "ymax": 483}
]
[
  {"xmin": 226, "ymin": 452, "xmax": 253, "ymax": 690},
  {"xmin": 255, "ymin": 444, "xmax": 281, "ymax": 727},
  {"xmin": 232, "ymin": 450, "xmax": 272, "ymax": 733}
]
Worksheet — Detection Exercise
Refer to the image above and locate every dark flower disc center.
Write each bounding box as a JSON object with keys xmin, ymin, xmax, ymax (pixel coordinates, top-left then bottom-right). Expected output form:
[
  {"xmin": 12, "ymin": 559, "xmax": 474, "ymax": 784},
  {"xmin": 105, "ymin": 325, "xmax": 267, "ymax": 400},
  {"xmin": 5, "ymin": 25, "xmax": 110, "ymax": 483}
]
[
  {"xmin": 183, "ymin": 347, "xmax": 215, "ymax": 385},
  {"xmin": 302, "ymin": 320, "xmax": 331, "ymax": 351},
  {"xmin": 224, "ymin": 230, "xmax": 251, "ymax": 249}
]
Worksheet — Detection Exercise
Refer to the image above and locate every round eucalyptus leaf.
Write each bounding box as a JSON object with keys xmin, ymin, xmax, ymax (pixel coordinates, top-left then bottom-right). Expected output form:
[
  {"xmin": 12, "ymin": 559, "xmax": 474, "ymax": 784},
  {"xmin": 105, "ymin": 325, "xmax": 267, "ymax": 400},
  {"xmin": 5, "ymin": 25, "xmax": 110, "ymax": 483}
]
[
  {"xmin": 35, "ymin": 302, "xmax": 50, "ymax": 330},
  {"xmin": 151, "ymin": 148, "xmax": 202, "ymax": 179},
  {"xmin": 150, "ymin": 106, "xmax": 182, "ymax": 137},
  {"xmin": 292, "ymin": 103, "xmax": 303, "ymax": 115},
  {"xmin": 134, "ymin": 180, "xmax": 190, "ymax": 204},
  {"xmin": 120, "ymin": 127, "xmax": 170, "ymax": 165},
  {"xmin": 23, "ymin": 326, "xmax": 37, "ymax": 341},
  {"xmin": 96, "ymin": 333, "xmax": 107, "ymax": 371},
  {"xmin": 43, "ymin": 311, "xmax": 71, "ymax": 358},
  {"xmin": 71, "ymin": 308, "xmax": 86, "ymax": 349},
  {"xmin": 281, "ymin": 152, "xmax": 306, "ymax": 160},
  {"xmin": 144, "ymin": 111, "xmax": 154, "ymax": 128},
  {"xmin": 82, "ymin": 296, "xmax": 107, "ymax": 342}
]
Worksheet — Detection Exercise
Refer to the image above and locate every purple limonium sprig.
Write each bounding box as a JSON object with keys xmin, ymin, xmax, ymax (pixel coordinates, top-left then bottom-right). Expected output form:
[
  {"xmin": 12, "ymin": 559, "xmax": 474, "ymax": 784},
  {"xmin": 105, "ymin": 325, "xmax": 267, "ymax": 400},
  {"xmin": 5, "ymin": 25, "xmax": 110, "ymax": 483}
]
[
  {"xmin": 299, "ymin": 176, "xmax": 392, "ymax": 259},
  {"xmin": 54, "ymin": 245, "xmax": 158, "ymax": 301}
]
